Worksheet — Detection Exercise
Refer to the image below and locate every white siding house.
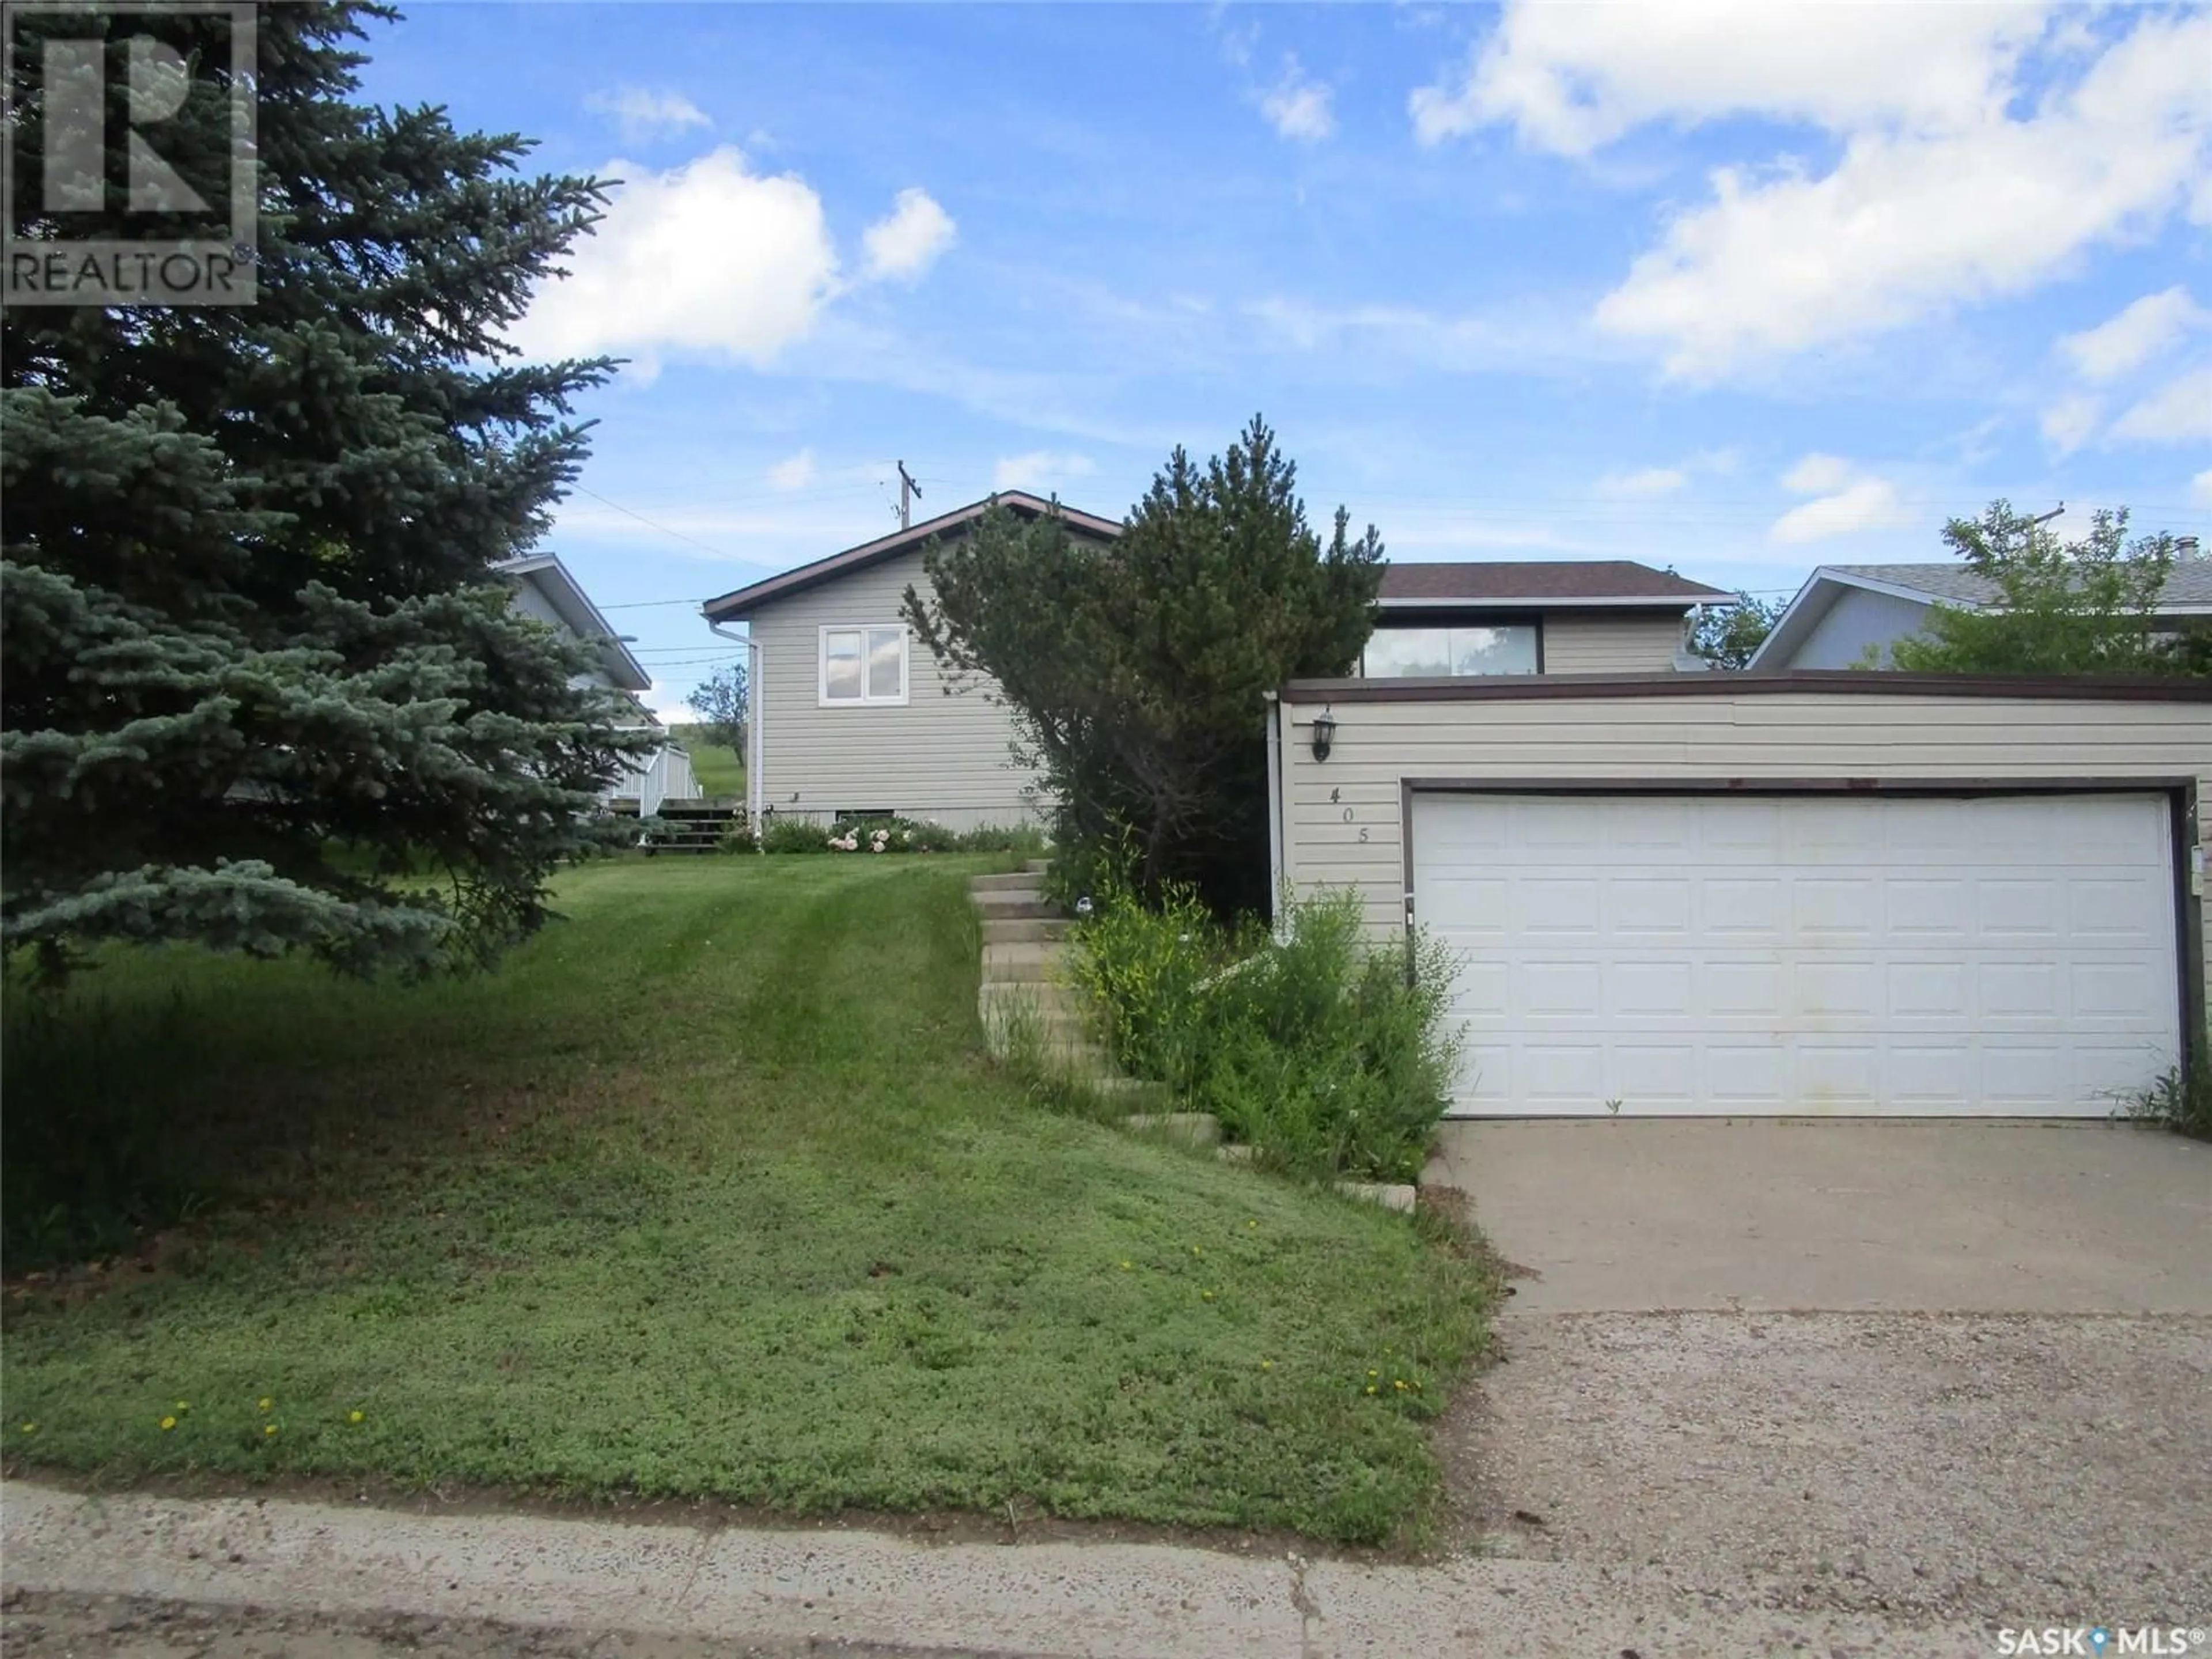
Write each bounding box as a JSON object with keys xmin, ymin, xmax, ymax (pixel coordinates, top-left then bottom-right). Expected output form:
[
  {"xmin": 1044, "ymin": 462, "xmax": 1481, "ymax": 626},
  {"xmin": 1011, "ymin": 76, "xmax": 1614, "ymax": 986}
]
[
  {"xmin": 701, "ymin": 494, "xmax": 1124, "ymax": 832},
  {"xmin": 705, "ymin": 513, "xmax": 1732, "ymax": 834},
  {"xmin": 497, "ymin": 553, "xmax": 699, "ymax": 815}
]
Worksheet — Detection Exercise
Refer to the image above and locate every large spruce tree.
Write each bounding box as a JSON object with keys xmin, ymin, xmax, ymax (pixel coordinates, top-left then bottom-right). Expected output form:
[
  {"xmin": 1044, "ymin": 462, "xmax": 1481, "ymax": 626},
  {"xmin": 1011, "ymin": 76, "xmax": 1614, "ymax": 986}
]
[
  {"xmin": 2, "ymin": 3, "xmax": 643, "ymax": 979},
  {"xmin": 907, "ymin": 418, "xmax": 1382, "ymax": 912}
]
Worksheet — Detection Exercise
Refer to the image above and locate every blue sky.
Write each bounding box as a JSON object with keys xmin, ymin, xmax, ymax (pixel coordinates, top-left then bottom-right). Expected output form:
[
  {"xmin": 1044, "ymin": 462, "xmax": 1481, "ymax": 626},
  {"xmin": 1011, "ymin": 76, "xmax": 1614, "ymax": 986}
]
[{"xmin": 359, "ymin": 3, "xmax": 2212, "ymax": 716}]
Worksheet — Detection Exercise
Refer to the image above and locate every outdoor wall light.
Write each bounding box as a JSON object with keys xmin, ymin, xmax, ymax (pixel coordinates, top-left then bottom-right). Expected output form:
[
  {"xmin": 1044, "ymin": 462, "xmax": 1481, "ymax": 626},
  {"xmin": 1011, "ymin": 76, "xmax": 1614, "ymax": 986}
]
[{"xmin": 1310, "ymin": 707, "xmax": 1336, "ymax": 763}]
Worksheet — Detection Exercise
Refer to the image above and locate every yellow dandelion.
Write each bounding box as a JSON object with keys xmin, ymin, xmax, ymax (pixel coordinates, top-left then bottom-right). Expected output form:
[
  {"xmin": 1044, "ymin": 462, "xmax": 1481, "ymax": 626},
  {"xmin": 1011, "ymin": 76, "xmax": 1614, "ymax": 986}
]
[
  {"xmin": 1191, "ymin": 1245, "xmax": 1203, "ymax": 1256},
  {"xmin": 1260, "ymin": 1361, "xmax": 1273, "ymax": 1372},
  {"xmin": 1368, "ymin": 1369, "xmax": 1378, "ymax": 1378},
  {"xmin": 1394, "ymin": 1380, "xmax": 1407, "ymax": 1391},
  {"xmin": 18, "ymin": 1423, "xmax": 36, "ymax": 1434},
  {"xmin": 347, "ymin": 1410, "xmax": 365, "ymax": 1425},
  {"xmin": 1363, "ymin": 1386, "xmax": 1377, "ymax": 1396},
  {"xmin": 263, "ymin": 1423, "xmax": 278, "ymax": 1437},
  {"xmin": 173, "ymin": 1400, "xmax": 190, "ymax": 1413},
  {"xmin": 1247, "ymin": 1220, "xmax": 1257, "ymax": 1229},
  {"xmin": 159, "ymin": 1415, "xmax": 177, "ymax": 1431},
  {"xmin": 1200, "ymin": 1289, "xmax": 1215, "ymax": 1301},
  {"xmin": 1119, "ymin": 1261, "xmax": 1132, "ymax": 1270},
  {"xmin": 257, "ymin": 1397, "xmax": 274, "ymax": 1412}
]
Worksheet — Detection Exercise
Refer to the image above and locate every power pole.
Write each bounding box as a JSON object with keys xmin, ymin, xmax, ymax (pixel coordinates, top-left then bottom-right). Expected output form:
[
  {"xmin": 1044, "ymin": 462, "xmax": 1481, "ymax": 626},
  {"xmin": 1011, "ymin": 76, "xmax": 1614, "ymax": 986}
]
[{"xmin": 897, "ymin": 461, "xmax": 921, "ymax": 531}]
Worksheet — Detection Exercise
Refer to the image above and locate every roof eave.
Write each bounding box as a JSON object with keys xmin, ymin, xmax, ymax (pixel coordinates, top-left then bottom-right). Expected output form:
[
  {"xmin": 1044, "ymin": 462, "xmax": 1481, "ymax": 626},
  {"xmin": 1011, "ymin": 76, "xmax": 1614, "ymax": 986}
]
[
  {"xmin": 1376, "ymin": 594, "xmax": 1717, "ymax": 612},
  {"xmin": 700, "ymin": 491, "xmax": 1123, "ymax": 620}
]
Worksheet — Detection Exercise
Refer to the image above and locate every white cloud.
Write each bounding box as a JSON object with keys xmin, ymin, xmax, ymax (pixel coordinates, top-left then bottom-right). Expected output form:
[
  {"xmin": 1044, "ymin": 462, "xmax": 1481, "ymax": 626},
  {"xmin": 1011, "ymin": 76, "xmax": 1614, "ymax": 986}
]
[
  {"xmin": 768, "ymin": 449, "xmax": 816, "ymax": 490},
  {"xmin": 2109, "ymin": 365, "xmax": 2212, "ymax": 442},
  {"xmin": 993, "ymin": 451, "xmax": 1097, "ymax": 494},
  {"xmin": 2038, "ymin": 393, "xmax": 2103, "ymax": 456},
  {"xmin": 1596, "ymin": 466, "xmax": 1688, "ymax": 498},
  {"xmin": 583, "ymin": 86, "xmax": 711, "ymax": 145},
  {"xmin": 1770, "ymin": 478, "xmax": 1916, "ymax": 546},
  {"xmin": 2058, "ymin": 287, "xmax": 2211, "ymax": 381},
  {"xmin": 1770, "ymin": 453, "xmax": 1915, "ymax": 544},
  {"xmin": 513, "ymin": 147, "xmax": 838, "ymax": 368},
  {"xmin": 2190, "ymin": 468, "xmax": 2212, "ymax": 509},
  {"xmin": 861, "ymin": 188, "xmax": 956, "ymax": 283},
  {"xmin": 1260, "ymin": 58, "xmax": 1337, "ymax": 142},
  {"xmin": 1419, "ymin": 7, "xmax": 2212, "ymax": 380},
  {"xmin": 1781, "ymin": 453, "xmax": 1854, "ymax": 494},
  {"xmin": 1411, "ymin": 3, "xmax": 2047, "ymax": 152}
]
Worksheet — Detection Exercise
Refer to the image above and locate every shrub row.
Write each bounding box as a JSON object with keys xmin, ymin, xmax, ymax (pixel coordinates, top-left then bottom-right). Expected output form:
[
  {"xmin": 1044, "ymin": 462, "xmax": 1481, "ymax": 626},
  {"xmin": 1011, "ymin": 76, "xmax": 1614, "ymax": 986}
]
[
  {"xmin": 1070, "ymin": 880, "xmax": 1460, "ymax": 1183},
  {"xmin": 753, "ymin": 815, "xmax": 1048, "ymax": 857}
]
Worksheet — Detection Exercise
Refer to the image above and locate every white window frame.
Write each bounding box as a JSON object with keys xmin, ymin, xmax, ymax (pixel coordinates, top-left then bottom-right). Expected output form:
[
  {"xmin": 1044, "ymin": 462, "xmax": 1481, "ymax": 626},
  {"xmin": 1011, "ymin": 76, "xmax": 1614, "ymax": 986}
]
[{"xmin": 817, "ymin": 623, "xmax": 910, "ymax": 707}]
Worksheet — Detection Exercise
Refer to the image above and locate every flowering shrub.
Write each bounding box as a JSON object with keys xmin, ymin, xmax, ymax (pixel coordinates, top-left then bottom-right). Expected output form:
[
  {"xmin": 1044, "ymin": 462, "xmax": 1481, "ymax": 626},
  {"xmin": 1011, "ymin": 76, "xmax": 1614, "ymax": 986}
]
[
  {"xmin": 1071, "ymin": 882, "xmax": 1460, "ymax": 1183},
  {"xmin": 754, "ymin": 815, "xmax": 1047, "ymax": 856}
]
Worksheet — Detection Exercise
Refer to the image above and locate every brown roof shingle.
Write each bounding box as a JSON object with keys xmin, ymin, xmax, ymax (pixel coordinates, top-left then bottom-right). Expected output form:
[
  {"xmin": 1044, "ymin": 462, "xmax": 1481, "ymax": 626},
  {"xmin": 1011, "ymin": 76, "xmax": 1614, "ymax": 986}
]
[{"xmin": 1378, "ymin": 560, "xmax": 1729, "ymax": 605}]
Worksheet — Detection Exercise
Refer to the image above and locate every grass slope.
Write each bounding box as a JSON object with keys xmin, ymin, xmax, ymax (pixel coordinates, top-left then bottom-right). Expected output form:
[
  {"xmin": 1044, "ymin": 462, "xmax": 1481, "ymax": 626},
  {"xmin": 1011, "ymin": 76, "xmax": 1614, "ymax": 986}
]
[
  {"xmin": 1, "ymin": 858, "xmax": 1486, "ymax": 1544},
  {"xmin": 666, "ymin": 725, "xmax": 743, "ymax": 798}
]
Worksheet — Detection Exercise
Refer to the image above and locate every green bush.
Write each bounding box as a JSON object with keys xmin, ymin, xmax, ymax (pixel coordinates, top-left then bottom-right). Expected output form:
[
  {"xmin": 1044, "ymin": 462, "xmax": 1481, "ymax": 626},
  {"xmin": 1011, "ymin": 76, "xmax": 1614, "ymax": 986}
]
[
  {"xmin": 753, "ymin": 814, "xmax": 1047, "ymax": 857},
  {"xmin": 2126, "ymin": 1036, "xmax": 2212, "ymax": 1141},
  {"xmin": 1071, "ymin": 882, "xmax": 1460, "ymax": 1183}
]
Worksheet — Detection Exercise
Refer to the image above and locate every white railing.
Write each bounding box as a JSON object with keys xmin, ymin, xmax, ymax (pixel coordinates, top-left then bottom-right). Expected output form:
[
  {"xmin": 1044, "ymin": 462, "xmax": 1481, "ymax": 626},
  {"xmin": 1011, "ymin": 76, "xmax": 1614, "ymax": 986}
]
[{"xmin": 613, "ymin": 743, "xmax": 701, "ymax": 819}]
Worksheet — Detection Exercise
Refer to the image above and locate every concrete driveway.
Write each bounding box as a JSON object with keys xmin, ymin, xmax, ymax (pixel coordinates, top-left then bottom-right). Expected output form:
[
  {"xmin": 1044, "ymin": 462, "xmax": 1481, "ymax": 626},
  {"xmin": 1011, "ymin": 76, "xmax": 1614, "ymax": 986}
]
[
  {"xmin": 1427, "ymin": 1119, "xmax": 2212, "ymax": 1633},
  {"xmin": 1428, "ymin": 1118, "xmax": 2212, "ymax": 1314}
]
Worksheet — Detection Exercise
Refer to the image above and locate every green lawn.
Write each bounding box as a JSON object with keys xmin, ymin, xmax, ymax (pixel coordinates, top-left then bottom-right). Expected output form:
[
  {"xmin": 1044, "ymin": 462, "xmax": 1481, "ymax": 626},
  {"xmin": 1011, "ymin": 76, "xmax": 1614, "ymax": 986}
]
[
  {"xmin": 0, "ymin": 857, "xmax": 1487, "ymax": 1544},
  {"xmin": 666, "ymin": 725, "xmax": 743, "ymax": 798}
]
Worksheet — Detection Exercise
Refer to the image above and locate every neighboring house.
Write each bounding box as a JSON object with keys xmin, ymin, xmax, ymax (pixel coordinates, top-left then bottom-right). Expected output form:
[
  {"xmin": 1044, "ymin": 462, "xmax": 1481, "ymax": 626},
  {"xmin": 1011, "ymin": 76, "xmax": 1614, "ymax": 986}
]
[
  {"xmin": 1751, "ymin": 543, "xmax": 2212, "ymax": 669},
  {"xmin": 497, "ymin": 552, "xmax": 700, "ymax": 814},
  {"xmin": 700, "ymin": 496, "xmax": 1730, "ymax": 830}
]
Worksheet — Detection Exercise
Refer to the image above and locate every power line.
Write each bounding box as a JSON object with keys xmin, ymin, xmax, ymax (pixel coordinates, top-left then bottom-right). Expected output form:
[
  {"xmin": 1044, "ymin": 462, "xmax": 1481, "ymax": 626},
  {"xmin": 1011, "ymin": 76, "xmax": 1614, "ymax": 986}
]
[{"xmin": 566, "ymin": 486, "xmax": 755, "ymax": 563}]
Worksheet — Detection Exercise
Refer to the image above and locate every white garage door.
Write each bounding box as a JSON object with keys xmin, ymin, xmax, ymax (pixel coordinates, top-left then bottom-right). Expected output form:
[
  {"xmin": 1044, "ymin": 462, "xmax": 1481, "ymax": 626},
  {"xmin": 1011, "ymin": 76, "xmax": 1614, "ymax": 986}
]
[{"xmin": 1412, "ymin": 791, "xmax": 2181, "ymax": 1118}]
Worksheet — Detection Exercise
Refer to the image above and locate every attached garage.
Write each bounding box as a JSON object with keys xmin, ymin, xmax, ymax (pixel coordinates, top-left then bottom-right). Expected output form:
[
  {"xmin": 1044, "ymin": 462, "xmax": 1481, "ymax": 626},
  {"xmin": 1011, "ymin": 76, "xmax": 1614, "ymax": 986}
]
[{"xmin": 1270, "ymin": 674, "xmax": 2211, "ymax": 1119}]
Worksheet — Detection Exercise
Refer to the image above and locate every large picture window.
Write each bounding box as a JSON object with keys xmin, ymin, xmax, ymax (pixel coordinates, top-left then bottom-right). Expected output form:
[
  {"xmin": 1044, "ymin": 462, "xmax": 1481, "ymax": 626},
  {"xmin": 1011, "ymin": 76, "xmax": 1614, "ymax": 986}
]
[
  {"xmin": 820, "ymin": 624, "xmax": 908, "ymax": 705},
  {"xmin": 1361, "ymin": 623, "xmax": 1539, "ymax": 678}
]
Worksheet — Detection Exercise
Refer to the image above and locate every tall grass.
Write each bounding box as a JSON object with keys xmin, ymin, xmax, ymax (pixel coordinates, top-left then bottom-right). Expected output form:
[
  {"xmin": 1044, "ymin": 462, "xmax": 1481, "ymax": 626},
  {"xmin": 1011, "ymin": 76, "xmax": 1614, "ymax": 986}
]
[
  {"xmin": 1070, "ymin": 882, "xmax": 1460, "ymax": 1183},
  {"xmin": 2125, "ymin": 1036, "xmax": 2212, "ymax": 1141}
]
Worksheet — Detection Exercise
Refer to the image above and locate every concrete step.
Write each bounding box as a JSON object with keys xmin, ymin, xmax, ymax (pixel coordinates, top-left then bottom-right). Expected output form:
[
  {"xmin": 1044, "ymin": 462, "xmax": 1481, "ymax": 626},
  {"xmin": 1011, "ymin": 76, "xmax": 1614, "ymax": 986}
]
[
  {"xmin": 981, "ymin": 942, "xmax": 1067, "ymax": 984},
  {"xmin": 971, "ymin": 871, "xmax": 1046, "ymax": 895},
  {"xmin": 976, "ymin": 984, "xmax": 1086, "ymax": 1026},
  {"xmin": 1024, "ymin": 858, "xmax": 1051, "ymax": 874},
  {"xmin": 972, "ymin": 892, "xmax": 1057, "ymax": 921},
  {"xmin": 980, "ymin": 916, "xmax": 1070, "ymax": 945}
]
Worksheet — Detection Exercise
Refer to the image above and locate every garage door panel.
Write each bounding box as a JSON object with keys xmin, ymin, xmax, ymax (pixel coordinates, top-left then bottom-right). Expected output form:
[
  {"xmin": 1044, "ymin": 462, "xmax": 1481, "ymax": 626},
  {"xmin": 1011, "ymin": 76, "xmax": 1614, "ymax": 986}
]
[
  {"xmin": 1887, "ymin": 880, "xmax": 1971, "ymax": 937},
  {"xmin": 1609, "ymin": 878, "xmax": 1691, "ymax": 934},
  {"xmin": 1888, "ymin": 961, "xmax": 1968, "ymax": 1018},
  {"xmin": 1704, "ymin": 879, "xmax": 1787, "ymax": 937},
  {"xmin": 1414, "ymin": 791, "xmax": 2180, "ymax": 1118}
]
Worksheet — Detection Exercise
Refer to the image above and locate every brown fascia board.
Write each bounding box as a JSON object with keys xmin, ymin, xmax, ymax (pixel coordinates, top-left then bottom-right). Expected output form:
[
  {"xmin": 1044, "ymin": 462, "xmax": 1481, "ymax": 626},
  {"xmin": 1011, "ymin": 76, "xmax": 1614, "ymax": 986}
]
[
  {"xmin": 1374, "ymin": 595, "xmax": 1708, "ymax": 612},
  {"xmin": 700, "ymin": 492, "xmax": 1123, "ymax": 619},
  {"xmin": 1279, "ymin": 670, "xmax": 2212, "ymax": 704}
]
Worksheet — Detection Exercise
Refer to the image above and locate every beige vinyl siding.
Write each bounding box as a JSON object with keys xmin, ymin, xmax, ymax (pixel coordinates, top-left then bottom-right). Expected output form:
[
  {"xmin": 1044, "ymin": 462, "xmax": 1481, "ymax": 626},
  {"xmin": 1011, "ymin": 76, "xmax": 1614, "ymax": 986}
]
[
  {"xmin": 747, "ymin": 547, "xmax": 1046, "ymax": 830},
  {"xmin": 1540, "ymin": 610, "xmax": 1688, "ymax": 673},
  {"xmin": 1277, "ymin": 687, "xmax": 2212, "ymax": 1027}
]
